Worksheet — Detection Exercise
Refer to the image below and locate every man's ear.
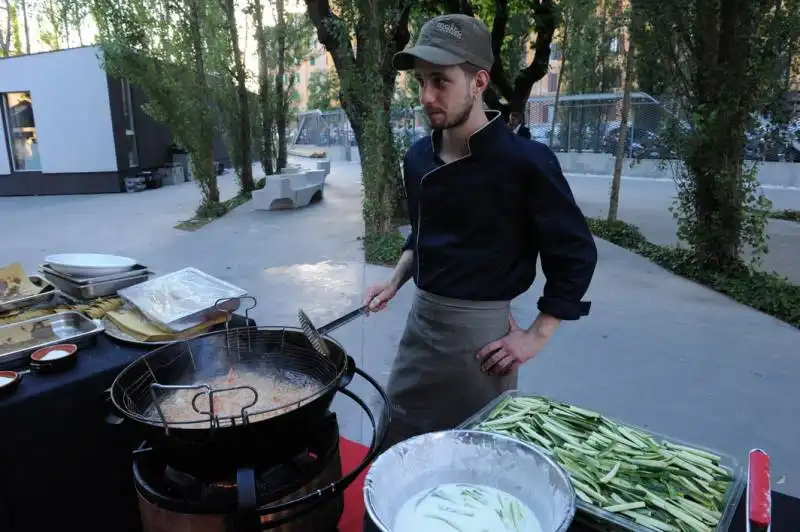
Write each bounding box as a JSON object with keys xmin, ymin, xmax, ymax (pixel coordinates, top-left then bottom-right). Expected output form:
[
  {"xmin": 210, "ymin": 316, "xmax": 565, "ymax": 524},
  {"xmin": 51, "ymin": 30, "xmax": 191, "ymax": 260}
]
[{"xmin": 473, "ymin": 70, "xmax": 491, "ymax": 94}]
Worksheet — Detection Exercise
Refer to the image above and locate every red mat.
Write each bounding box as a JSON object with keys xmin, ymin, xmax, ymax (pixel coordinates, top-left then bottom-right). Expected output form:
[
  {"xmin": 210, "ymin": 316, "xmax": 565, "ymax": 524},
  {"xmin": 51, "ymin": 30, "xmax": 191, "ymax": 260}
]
[{"xmin": 339, "ymin": 437, "xmax": 369, "ymax": 532}]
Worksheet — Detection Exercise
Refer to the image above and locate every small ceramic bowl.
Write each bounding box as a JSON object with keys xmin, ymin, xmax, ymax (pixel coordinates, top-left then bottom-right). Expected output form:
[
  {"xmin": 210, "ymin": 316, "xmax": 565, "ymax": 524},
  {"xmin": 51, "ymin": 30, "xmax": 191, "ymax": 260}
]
[
  {"xmin": 0, "ymin": 370, "xmax": 21, "ymax": 398},
  {"xmin": 30, "ymin": 343, "xmax": 79, "ymax": 373}
]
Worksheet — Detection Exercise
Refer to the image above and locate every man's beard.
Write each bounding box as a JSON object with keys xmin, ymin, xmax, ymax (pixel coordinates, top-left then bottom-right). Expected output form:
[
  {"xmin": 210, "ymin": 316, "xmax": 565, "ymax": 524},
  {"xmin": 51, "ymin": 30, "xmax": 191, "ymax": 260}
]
[{"xmin": 429, "ymin": 93, "xmax": 476, "ymax": 131}]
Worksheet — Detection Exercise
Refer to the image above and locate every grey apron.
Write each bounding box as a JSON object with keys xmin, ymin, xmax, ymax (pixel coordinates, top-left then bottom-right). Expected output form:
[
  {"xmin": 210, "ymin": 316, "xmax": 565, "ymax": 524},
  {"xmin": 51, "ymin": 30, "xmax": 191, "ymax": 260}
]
[{"xmin": 381, "ymin": 288, "xmax": 518, "ymax": 450}]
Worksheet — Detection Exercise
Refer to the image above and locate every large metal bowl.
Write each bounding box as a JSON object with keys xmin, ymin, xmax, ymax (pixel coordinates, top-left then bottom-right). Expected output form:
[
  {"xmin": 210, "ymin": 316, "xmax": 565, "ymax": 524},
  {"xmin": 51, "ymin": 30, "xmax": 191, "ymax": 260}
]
[{"xmin": 364, "ymin": 429, "xmax": 576, "ymax": 532}]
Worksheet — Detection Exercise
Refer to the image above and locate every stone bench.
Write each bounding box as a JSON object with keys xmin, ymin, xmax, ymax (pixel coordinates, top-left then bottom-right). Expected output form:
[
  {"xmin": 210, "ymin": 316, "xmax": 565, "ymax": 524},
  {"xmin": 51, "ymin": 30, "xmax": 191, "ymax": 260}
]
[
  {"xmin": 316, "ymin": 160, "xmax": 331, "ymax": 175},
  {"xmin": 252, "ymin": 169, "xmax": 326, "ymax": 210}
]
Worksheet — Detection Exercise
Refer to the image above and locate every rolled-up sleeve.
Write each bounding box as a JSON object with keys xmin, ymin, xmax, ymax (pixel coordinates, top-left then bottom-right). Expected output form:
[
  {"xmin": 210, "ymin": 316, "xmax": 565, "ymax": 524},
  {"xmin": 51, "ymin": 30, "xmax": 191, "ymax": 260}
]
[{"xmin": 528, "ymin": 146, "xmax": 597, "ymax": 320}]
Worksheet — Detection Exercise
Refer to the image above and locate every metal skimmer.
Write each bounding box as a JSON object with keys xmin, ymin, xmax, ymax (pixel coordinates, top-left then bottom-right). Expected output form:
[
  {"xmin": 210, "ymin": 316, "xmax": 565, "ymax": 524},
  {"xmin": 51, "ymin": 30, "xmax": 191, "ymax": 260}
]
[{"xmin": 298, "ymin": 305, "xmax": 368, "ymax": 357}]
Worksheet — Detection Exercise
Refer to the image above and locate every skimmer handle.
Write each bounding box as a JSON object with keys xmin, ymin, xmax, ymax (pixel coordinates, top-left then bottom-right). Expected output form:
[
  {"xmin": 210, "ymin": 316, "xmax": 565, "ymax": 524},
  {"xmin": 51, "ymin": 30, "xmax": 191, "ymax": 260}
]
[{"xmin": 317, "ymin": 305, "xmax": 368, "ymax": 335}]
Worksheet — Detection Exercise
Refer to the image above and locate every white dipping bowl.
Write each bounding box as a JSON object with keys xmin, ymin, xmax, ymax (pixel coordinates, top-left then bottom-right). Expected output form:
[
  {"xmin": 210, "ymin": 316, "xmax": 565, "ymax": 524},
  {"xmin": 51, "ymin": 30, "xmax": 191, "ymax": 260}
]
[
  {"xmin": 364, "ymin": 429, "xmax": 576, "ymax": 532},
  {"xmin": 45, "ymin": 253, "xmax": 137, "ymax": 278}
]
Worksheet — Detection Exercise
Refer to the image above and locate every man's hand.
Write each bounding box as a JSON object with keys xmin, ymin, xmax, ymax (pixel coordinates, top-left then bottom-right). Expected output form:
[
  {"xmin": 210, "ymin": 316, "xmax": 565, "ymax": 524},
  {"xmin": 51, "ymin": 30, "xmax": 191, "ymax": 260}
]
[
  {"xmin": 363, "ymin": 280, "xmax": 398, "ymax": 315},
  {"xmin": 475, "ymin": 313, "xmax": 555, "ymax": 376}
]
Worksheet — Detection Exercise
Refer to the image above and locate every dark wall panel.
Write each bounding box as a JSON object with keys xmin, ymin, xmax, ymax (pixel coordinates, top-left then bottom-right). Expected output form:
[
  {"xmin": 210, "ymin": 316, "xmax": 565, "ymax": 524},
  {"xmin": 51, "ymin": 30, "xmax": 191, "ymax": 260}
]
[{"xmin": 0, "ymin": 172, "xmax": 122, "ymax": 196}]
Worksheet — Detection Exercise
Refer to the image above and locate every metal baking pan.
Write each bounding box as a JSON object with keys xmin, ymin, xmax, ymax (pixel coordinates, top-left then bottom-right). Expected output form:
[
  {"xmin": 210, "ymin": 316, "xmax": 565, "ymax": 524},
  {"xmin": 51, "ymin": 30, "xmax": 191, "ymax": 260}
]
[
  {"xmin": 0, "ymin": 276, "xmax": 57, "ymax": 313},
  {"xmin": 118, "ymin": 267, "xmax": 245, "ymax": 333},
  {"xmin": 39, "ymin": 263, "xmax": 152, "ymax": 285},
  {"xmin": 0, "ymin": 311, "xmax": 104, "ymax": 369},
  {"xmin": 41, "ymin": 270, "xmax": 151, "ymax": 300}
]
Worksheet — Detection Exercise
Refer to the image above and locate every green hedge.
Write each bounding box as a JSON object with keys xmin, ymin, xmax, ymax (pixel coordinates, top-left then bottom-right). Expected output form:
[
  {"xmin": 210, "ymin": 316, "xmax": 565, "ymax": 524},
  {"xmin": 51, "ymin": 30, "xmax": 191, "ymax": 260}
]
[{"xmin": 770, "ymin": 209, "xmax": 800, "ymax": 223}]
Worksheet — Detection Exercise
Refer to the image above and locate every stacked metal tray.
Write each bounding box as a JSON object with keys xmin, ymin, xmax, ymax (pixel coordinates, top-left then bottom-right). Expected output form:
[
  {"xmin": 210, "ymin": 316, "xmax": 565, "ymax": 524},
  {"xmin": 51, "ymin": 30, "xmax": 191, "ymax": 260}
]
[
  {"xmin": 39, "ymin": 264, "xmax": 152, "ymax": 300},
  {"xmin": 0, "ymin": 311, "xmax": 104, "ymax": 369},
  {"xmin": 0, "ymin": 275, "xmax": 57, "ymax": 313}
]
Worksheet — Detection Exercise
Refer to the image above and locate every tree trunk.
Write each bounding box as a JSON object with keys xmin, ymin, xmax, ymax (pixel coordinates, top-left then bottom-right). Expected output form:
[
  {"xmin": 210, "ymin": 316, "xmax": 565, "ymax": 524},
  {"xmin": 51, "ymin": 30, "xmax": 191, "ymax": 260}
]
[
  {"xmin": 223, "ymin": 0, "xmax": 254, "ymax": 192},
  {"xmin": 685, "ymin": 113, "xmax": 746, "ymax": 268},
  {"xmin": 188, "ymin": 0, "xmax": 219, "ymax": 205},
  {"xmin": 20, "ymin": 0, "xmax": 30, "ymax": 53},
  {"xmin": 549, "ymin": 18, "xmax": 567, "ymax": 148},
  {"xmin": 350, "ymin": 96, "xmax": 402, "ymax": 234},
  {"xmin": 1, "ymin": 0, "xmax": 11, "ymax": 55},
  {"xmin": 609, "ymin": 14, "xmax": 635, "ymax": 223},
  {"xmin": 275, "ymin": 0, "xmax": 287, "ymax": 171},
  {"xmin": 250, "ymin": 0, "xmax": 274, "ymax": 175}
]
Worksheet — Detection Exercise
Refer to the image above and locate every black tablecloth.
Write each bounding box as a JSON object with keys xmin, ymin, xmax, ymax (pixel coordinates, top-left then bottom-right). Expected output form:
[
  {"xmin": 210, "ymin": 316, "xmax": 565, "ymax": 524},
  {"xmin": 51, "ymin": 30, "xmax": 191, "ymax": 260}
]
[
  {"xmin": 2, "ymin": 316, "xmax": 798, "ymax": 532},
  {"xmin": 0, "ymin": 316, "xmax": 253, "ymax": 532}
]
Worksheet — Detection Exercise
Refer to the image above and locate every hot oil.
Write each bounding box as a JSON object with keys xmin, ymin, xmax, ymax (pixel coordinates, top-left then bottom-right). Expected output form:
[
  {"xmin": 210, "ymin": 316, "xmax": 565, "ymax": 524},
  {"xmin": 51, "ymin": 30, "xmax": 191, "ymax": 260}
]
[{"xmin": 147, "ymin": 367, "xmax": 324, "ymax": 428}]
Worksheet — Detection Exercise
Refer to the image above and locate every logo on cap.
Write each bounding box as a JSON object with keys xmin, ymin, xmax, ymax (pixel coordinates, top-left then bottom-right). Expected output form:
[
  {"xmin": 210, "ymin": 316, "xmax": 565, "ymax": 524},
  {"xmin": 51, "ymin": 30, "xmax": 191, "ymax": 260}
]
[{"xmin": 435, "ymin": 22, "xmax": 463, "ymax": 39}]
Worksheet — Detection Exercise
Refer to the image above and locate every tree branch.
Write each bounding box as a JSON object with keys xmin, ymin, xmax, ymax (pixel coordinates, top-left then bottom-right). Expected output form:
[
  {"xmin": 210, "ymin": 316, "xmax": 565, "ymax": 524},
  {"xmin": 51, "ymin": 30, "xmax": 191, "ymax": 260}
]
[
  {"xmin": 381, "ymin": 0, "xmax": 413, "ymax": 89},
  {"xmin": 487, "ymin": 0, "xmax": 514, "ymax": 102},
  {"xmin": 510, "ymin": 0, "xmax": 555, "ymax": 107},
  {"xmin": 304, "ymin": 0, "xmax": 357, "ymax": 75}
]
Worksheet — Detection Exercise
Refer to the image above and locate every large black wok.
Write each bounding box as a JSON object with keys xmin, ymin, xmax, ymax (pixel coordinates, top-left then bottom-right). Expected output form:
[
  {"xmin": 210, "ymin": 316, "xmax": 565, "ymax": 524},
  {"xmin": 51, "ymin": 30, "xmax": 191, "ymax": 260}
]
[{"xmin": 109, "ymin": 324, "xmax": 356, "ymax": 478}]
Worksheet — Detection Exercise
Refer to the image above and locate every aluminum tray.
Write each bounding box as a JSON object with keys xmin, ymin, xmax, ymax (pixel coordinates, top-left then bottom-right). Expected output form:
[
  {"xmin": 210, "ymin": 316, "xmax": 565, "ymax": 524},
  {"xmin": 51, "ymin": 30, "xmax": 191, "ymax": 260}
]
[
  {"xmin": 0, "ymin": 311, "xmax": 104, "ymax": 368},
  {"xmin": 459, "ymin": 390, "xmax": 745, "ymax": 532},
  {"xmin": 40, "ymin": 269, "xmax": 151, "ymax": 300},
  {"xmin": 39, "ymin": 263, "xmax": 151, "ymax": 285},
  {"xmin": 117, "ymin": 267, "xmax": 245, "ymax": 333},
  {"xmin": 0, "ymin": 276, "xmax": 57, "ymax": 313}
]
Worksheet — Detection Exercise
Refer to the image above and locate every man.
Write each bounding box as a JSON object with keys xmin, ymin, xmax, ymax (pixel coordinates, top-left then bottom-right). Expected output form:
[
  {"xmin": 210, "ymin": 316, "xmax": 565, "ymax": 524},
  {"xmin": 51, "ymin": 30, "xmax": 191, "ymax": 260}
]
[
  {"xmin": 363, "ymin": 13, "xmax": 598, "ymax": 451},
  {"xmin": 508, "ymin": 111, "xmax": 532, "ymax": 139}
]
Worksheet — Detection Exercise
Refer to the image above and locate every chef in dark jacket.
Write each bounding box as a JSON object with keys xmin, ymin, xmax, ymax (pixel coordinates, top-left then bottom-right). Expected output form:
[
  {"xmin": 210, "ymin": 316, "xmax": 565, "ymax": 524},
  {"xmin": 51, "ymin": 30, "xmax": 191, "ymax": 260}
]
[
  {"xmin": 363, "ymin": 13, "xmax": 598, "ymax": 450},
  {"xmin": 508, "ymin": 111, "xmax": 532, "ymax": 139}
]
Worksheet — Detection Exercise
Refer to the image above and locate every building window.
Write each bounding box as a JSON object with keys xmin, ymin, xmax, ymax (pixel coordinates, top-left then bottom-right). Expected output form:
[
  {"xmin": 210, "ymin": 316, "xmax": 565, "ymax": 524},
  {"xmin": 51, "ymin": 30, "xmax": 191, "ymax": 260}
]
[
  {"xmin": 2, "ymin": 91, "xmax": 42, "ymax": 172},
  {"xmin": 121, "ymin": 79, "xmax": 138, "ymax": 167},
  {"xmin": 310, "ymin": 56, "xmax": 316, "ymax": 66}
]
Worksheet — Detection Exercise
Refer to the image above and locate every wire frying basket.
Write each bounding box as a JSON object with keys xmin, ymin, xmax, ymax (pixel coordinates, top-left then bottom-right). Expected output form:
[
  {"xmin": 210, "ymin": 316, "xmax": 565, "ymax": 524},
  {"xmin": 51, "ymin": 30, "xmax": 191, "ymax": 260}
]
[{"xmin": 112, "ymin": 297, "xmax": 345, "ymax": 432}]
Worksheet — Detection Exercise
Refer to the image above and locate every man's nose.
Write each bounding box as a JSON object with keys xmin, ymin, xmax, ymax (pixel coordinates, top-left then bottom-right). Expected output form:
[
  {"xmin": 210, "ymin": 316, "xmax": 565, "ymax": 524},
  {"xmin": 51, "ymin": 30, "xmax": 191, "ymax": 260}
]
[{"xmin": 419, "ymin": 84, "xmax": 435, "ymax": 106}]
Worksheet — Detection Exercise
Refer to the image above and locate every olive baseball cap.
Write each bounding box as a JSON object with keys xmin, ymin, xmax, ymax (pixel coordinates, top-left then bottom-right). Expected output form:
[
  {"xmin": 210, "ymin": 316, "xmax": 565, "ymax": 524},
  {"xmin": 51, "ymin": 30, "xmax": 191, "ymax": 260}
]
[{"xmin": 393, "ymin": 14, "xmax": 494, "ymax": 71}]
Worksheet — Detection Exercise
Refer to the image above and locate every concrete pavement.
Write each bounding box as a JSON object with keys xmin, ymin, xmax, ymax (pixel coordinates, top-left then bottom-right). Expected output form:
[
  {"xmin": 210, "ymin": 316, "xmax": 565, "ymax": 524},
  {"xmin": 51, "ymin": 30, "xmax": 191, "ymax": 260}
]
[
  {"xmin": 1, "ymin": 160, "xmax": 798, "ymax": 497},
  {"xmin": 568, "ymin": 172, "xmax": 800, "ymax": 284}
]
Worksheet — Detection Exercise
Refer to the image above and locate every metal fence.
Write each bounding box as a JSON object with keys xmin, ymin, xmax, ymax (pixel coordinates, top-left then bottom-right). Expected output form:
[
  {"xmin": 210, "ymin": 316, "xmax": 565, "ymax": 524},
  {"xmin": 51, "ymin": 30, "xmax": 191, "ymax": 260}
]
[
  {"xmin": 292, "ymin": 92, "xmax": 799, "ymax": 163},
  {"xmin": 527, "ymin": 91, "xmax": 800, "ymax": 162},
  {"xmin": 291, "ymin": 107, "xmax": 430, "ymax": 160},
  {"xmin": 524, "ymin": 92, "xmax": 682, "ymax": 159}
]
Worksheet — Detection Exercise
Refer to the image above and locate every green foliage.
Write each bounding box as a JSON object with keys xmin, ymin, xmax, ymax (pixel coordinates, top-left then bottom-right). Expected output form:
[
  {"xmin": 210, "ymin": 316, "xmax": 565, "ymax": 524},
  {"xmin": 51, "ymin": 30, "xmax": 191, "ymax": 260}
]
[
  {"xmin": 176, "ymin": 191, "xmax": 252, "ymax": 230},
  {"xmin": 586, "ymin": 217, "xmax": 800, "ymax": 329},
  {"xmin": 558, "ymin": 0, "xmax": 624, "ymax": 93},
  {"xmin": 440, "ymin": 0, "xmax": 557, "ymax": 114},
  {"xmin": 257, "ymin": 10, "xmax": 315, "ymax": 170},
  {"xmin": 306, "ymin": 68, "xmax": 340, "ymax": 110},
  {"xmin": 307, "ymin": 0, "xmax": 409, "ymax": 237},
  {"xmin": 37, "ymin": 0, "xmax": 67, "ymax": 50},
  {"xmin": 635, "ymin": 0, "xmax": 799, "ymax": 270},
  {"xmin": 363, "ymin": 229, "xmax": 406, "ymax": 265},
  {"xmin": 92, "ymin": 0, "xmax": 221, "ymax": 208},
  {"xmin": 771, "ymin": 209, "xmax": 800, "ymax": 223},
  {"xmin": 205, "ymin": 0, "xmax": 255, "ymax": 194}
]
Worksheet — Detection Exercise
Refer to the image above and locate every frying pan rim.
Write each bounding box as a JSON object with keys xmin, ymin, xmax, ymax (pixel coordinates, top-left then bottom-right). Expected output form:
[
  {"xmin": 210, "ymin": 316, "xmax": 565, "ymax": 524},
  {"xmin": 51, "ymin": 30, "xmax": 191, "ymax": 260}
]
[{"xmin": 110, "ymin": 325, "xmax": 348, "ymax": 429}]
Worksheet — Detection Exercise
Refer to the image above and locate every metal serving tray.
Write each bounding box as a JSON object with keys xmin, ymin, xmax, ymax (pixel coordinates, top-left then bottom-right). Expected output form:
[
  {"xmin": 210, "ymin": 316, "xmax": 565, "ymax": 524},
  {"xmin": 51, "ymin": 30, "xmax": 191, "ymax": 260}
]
[
  {"xmin": 39, "ymin": 263, "xmax": 151, "ymax": 285},
  {"xmin": 118, "ymin": 267, "xmax": 245, "ymax": 333},
  {"xmin": 459, "ymin": 390, "xmax": 746, "ymax": 532},
  {"xmin": 40, "ymin": 269, "xmax": 151, "ymax": 300},
  {"xmin": 0, "ymin": 311, "xmax": 104, "ymax": 369},
  {"xmin": 0, "ymin": 276, "xmax": 57, "ymax": 313}
]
